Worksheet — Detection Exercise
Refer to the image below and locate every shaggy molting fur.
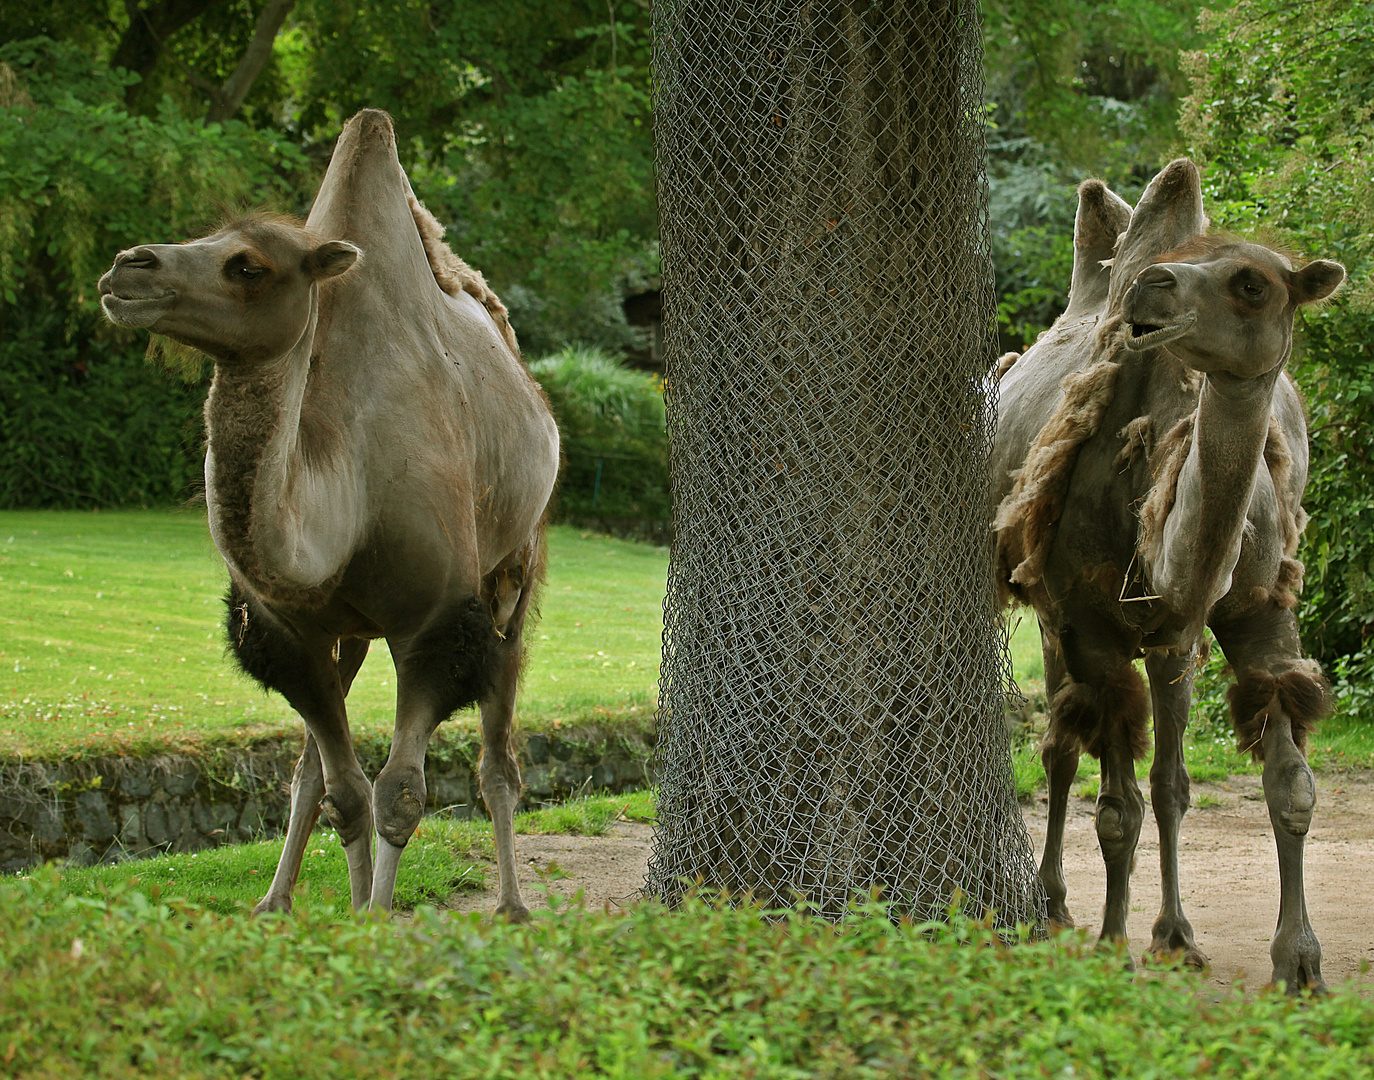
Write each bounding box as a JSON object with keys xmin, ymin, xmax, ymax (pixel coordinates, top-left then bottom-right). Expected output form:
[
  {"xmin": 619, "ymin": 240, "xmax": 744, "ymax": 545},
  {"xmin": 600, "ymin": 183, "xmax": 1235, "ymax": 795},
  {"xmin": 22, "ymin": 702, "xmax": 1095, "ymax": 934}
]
[
  {"xmin": 405, "ymin": 597, "xmax": 506, "ymax": 718},
  {"xmin": 1046, "ymin": 664, "xmax": 1151, "ymax": 762},
  {"xmin": 1228, "ymin": 662, "xmax": 1329, "ymax": 761},
  {"xmin": 994, "ymin": 357, "xmax": 1122, "ymax": 603},
  {"xmin": 406, "ymin": 193, "xmax": 520, "ymax": 357}
]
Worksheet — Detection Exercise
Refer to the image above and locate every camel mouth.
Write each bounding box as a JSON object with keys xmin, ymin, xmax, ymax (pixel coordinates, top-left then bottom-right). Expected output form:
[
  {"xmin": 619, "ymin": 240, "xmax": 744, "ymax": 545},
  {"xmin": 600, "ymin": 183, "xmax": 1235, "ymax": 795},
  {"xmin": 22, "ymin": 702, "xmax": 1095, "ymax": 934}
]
[
  {"xmin": 101, "ymin": 291, "xmax": 175, "ymax": 328},
  {"xmin": 1124, "ymin": 312, "xmax": 1196, "ymax": 351}
]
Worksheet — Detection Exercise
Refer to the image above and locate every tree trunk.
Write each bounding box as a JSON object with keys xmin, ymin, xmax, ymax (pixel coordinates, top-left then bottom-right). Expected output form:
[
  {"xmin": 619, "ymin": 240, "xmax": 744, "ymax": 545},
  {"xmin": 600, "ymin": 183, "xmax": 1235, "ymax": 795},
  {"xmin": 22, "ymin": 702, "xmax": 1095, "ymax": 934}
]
[
  {"xmin": 112, "ymin": 0, "xmax": 227, "ymax": 104},
  {"xmin": 647, "ymin": 0, "xmax": 1044, "ymax": 926}
]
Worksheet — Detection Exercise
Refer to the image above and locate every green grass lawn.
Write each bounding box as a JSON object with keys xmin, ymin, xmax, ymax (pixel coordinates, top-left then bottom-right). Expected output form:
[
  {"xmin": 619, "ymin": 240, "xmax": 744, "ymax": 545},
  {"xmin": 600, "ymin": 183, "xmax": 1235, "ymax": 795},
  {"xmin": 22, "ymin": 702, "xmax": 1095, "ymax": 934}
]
[
  {"xmin": 0, "ymin": 510, "xmax": 666, "ymax": 758},
  {"xmin": 51, "ymin": 790, "xmax": 656, "ymax": 917},
  {"xmin": 3, "ymin": 507, "xmax": 1371, "ymax": 791}
]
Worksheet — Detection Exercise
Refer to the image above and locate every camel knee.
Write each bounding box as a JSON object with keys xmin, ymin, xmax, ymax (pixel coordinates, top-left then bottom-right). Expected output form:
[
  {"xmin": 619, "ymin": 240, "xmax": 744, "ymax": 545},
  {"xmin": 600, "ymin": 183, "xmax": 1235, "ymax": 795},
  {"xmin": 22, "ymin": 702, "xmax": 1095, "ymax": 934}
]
[
  {"xmin": 1149, "ymin": 763, "xmax": 1190, "ymax": 820},
  {"xmin": 374, "ymin": 765, "xmax": 427, "ymax": 848},
  {"xmin": 1095, "ymin": 791, "xmax": 1143, "ymax": 852},
  {"xmin": 320, "ymin": 770, "xmax": 372, "ymax": 846},
  {"xmin": 1265, "ymin": 758, "xmax": 1316, "ymax": 836}
]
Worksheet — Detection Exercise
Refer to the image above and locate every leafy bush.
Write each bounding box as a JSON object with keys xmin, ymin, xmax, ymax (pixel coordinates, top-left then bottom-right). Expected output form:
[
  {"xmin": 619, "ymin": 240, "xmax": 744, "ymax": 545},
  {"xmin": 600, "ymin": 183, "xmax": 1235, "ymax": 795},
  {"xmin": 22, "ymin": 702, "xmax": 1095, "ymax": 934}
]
[
  {"xmin": 5, "ymin": 876, "xmax": 1374, "ymax": 1077},
  {"xmin": 529, "ymin": 345, "xmax": 669, "ymax": 524},
  {"xmin": 0, "ymin": 38, "xmax": 308, "ymax": 508}
]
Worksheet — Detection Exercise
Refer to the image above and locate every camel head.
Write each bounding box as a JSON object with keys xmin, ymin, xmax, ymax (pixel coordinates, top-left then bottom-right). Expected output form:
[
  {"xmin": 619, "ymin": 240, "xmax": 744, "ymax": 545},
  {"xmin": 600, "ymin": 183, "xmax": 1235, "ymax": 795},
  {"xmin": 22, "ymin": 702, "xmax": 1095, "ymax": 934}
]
[
  {"xmin": 1121, "ymin": 238, "xmax": 1345, "ymax": 377},
  {"xmin": 98, "ymin": 217, "xmax": 360, "ymax": 363}
]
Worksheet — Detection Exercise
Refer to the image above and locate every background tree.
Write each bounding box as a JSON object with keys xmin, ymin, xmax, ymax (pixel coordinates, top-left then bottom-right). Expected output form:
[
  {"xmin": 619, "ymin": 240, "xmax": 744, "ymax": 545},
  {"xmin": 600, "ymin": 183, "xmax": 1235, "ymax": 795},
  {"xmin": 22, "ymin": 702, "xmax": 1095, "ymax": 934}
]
[{"xmin": 1180, "ymin": 0, "xmax": 1374, "ymax": 706}]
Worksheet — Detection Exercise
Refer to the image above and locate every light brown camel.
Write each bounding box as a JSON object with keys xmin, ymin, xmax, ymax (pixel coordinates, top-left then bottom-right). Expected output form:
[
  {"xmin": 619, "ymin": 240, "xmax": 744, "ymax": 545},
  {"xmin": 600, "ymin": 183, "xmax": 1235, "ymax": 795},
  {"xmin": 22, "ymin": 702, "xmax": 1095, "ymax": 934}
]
[
  {"xmin": 98, "ymin": 109, "xmax": 559, "ymax": 919},
  {"xmin": 992, "ymin": 159, "xmax": 1344, "ymax": 992}
]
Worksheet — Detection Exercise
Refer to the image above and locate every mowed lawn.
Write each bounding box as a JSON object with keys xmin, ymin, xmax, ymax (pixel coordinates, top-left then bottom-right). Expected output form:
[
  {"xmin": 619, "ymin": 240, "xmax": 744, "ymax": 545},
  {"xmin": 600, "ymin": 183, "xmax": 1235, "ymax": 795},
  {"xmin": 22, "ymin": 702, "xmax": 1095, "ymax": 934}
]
[
  {"xmin": 0, "ymin": 510, "xmax": 666, "ymax": 759},
  {"xmin": 3, "ymin": 508, "xmax": 1367, "ymax": 780}
]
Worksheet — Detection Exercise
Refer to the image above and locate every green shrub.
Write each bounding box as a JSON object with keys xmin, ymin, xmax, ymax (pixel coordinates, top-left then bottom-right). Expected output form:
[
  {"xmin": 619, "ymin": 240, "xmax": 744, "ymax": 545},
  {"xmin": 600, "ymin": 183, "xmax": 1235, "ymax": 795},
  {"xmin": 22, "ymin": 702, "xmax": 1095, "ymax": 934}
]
[
  {"xmin": 529, "ymin": 345, "xmax": 670, "ymax": 524},
  {"xmin": 6, "ymin": 876, "xmax": 1374, "ymax": 1078}
]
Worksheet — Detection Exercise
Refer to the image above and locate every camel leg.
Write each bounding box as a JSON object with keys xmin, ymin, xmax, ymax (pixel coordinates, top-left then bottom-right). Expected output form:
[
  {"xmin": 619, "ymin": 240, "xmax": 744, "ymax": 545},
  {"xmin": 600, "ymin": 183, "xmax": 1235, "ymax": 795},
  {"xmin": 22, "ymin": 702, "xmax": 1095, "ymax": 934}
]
[
  {"xmin": 1038, "ymin": 634, "xmax": 1079, "ymax": 930},
  {"xmin": 1086, "ymin": 657, "xmax": 1149, "ymax": 957},
  {"xmin": 481, "ymin": 631, "xmax": 529, "ymax": 921},
  {"xmin": 1261, "ymin": 708, "xmax": 1323, "ymax": 992},
  {"xmin": 1095, "ymin": 719, "xmax": 1144, "ymax": 953},
  {"xmin": 369, "ymin": 567, "xmax": 537, "ymax": 915},
  {"xmin": 230, "ymin": 595, "xmax": 374, "ymax": 910},
  {"xmin": 1143, "ymin": 649, "xmax": 1207, "ymax": 968},
  {"xmin": 1214, "ymin": 607, "xmax": 1325, "ymax": 993},
  {"xmin": 368, "ymin": 697, "xmax": 437, "ymax": 911},
  {"xmin": 254, "ymin": 638, "xmax": 370, "ymax": 915}
]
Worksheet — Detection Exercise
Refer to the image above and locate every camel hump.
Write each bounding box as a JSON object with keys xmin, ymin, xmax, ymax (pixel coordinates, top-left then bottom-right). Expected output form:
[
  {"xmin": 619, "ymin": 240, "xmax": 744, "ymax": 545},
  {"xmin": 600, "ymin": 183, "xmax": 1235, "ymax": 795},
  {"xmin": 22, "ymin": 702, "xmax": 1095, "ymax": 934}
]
[
  {"xmin": 1106, "ymin": 158, "xmax": 1208, "ymax": 312},
  {"xmin": 406, "ymin": 193, "xmax": 520, "ymax": 358},
  {"xmin": 347, "ymin": 108, "xmax": 396, "ymax": 143},
  {"xmin": 1063, "ymin": 179, "xmax": 1132, "ymax": 321}
]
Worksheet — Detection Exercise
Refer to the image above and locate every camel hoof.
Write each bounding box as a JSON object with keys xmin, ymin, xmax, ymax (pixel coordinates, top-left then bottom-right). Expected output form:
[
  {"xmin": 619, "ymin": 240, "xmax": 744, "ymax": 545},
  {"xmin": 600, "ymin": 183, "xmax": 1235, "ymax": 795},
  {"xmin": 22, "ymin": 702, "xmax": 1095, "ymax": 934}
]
[
  {"xmin": 495, "ymin": 900, "xmax": 532, "ymax": 924},
  {"xmin": 1047, "ymin": 908, "xmax": 1076, "ymax": 933},
  {"xmin": 1144, "ymin": 944, "xmax": 1210, "ymax": 972},
  {"xmin": 1096, "ymin": 937, "xmax": 1136, "ymax": 973},
  {"xmin": 252, "ymin": 894, "xmax": 292, "ymax": 917}
]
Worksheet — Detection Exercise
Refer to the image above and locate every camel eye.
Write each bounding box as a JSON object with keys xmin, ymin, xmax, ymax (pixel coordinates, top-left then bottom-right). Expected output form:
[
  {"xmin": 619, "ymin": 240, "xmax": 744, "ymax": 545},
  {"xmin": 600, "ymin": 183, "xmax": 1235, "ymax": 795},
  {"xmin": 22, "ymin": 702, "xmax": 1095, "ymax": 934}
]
[{"xmin": 239, "ymin": 265, "xmax": 266, "ymax": 281}]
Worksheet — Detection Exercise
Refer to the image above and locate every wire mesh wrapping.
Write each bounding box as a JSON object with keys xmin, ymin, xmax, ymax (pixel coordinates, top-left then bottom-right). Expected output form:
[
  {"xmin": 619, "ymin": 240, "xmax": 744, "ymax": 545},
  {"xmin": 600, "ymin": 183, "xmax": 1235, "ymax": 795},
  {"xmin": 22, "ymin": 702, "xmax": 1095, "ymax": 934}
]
[{"xmin": 645, "ymin": 0, "xmax": 1045, "ymax": 927}]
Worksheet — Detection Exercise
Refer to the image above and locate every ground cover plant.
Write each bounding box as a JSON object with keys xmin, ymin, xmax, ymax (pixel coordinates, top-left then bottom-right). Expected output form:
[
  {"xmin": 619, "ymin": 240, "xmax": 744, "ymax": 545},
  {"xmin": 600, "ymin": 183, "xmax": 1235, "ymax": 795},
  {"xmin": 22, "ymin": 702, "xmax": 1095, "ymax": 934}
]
[
  {"xmin": 4, "ymin": 875, "xmax": 1374, "ymax": 1079},
  {"xmin": 0, "ymin": 511, "xmax": 665, "ymax": 759},
  {"xmin": 50, "ymin": 791, "xmax": 656, "ymax": 917}
]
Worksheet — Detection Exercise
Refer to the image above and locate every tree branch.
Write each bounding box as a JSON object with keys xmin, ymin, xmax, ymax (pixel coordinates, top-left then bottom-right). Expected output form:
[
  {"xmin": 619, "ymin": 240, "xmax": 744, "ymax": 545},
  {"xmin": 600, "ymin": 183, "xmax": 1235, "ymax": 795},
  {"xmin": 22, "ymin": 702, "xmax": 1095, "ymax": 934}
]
[{"xmin": 205, "ymin": 0, "xmax": 296, "ymax": 124}]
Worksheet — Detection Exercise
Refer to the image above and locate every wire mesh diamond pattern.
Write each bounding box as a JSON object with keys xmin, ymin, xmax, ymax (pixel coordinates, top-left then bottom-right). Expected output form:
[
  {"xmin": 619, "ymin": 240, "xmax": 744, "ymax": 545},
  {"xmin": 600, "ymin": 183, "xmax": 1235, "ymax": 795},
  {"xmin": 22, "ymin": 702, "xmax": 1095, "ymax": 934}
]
[{"xmin": 645, "ymin": 0, "xmax": 1045, "ymax": 927}]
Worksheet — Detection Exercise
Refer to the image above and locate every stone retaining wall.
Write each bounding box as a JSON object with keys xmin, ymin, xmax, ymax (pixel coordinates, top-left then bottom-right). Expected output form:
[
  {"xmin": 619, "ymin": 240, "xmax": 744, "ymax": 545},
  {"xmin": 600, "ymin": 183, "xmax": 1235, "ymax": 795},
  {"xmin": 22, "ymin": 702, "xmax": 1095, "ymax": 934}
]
[{"xmin": 0, "ymin": 724, "xmax": 655, "ymax": 873}]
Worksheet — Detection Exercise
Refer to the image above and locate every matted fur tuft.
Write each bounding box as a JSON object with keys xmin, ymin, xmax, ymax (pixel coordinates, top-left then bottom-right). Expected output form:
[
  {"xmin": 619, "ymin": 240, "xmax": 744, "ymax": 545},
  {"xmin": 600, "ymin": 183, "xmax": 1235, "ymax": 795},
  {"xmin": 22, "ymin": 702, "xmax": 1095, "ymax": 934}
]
[
  {"xmin": 1114, "ymin": 415, "xmax": 1153, "ymax": 472},
  {"xmin": 995, "ymin": 351, "xmax": 1020, "ymax": 380},
  {"xmin": 406, "ymin": 193, "xmax": 520, "ymax": 357},
  {"xmin": 1137, "ymin": 412, "xmax": 1195, "ymax": 568},
  {"xmin": 1272, "ymin": 557, "xmax": 1306, "ymax": 609},
  {"xmin": 994, "ymin": 358, "xmax": 1122, "ymax": 602},
  {"xmin": 1046, "ymin": 665, "xmax": 1150, "ymax": 761},
  {"xmin": 1229, "ymin": 662, "xmax": 1329, "ymax": 761}
]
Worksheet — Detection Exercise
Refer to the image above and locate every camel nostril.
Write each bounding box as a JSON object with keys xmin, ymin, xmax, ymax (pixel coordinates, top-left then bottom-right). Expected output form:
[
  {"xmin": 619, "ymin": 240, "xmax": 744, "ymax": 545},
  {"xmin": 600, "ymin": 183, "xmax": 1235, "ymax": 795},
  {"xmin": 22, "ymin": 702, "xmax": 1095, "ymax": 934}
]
[
  {"xmin": 1137, "ymin": 265, "xmax": 1178, "ymax": 289},
  {"xmin": 116, "ymin": 247, "xmax": 160, "ymax": 271}
]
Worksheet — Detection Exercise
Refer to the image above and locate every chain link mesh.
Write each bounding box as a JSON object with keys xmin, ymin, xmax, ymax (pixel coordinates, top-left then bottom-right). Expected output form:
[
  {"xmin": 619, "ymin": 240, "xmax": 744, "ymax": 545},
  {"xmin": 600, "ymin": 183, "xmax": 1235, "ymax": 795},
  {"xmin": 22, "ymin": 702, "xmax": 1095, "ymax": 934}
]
[{"xmin": 645, "ymin": 0, "xmax": 1044, "ymax": 927}]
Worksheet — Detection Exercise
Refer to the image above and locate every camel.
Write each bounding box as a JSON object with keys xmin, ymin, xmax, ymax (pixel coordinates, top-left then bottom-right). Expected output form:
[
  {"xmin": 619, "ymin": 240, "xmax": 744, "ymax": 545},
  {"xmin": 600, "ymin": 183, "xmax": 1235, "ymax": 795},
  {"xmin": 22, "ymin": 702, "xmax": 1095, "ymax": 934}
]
[
  {"xmin": 992, "ymin": 159, "xmax": 1344, "ymax": 992},
  {"xmin": 97, "ymin": 109, "xmax": 559, "ymax": 920}
]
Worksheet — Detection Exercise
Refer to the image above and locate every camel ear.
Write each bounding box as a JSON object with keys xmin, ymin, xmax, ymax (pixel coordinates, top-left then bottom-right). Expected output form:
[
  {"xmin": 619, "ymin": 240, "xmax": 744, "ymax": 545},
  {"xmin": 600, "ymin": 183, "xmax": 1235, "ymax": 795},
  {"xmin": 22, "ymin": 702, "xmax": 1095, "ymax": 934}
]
[
  {"xmin": 1106, "ymin": 158, "xmax": 1207, "ymax": 312},
  {"xmin": 304, "ymin": 240, "xmax": 360, "ymax": 280},
  {"xmin": 1292, "ymin": 259, "xmax": 1345, "ymax": 304}
]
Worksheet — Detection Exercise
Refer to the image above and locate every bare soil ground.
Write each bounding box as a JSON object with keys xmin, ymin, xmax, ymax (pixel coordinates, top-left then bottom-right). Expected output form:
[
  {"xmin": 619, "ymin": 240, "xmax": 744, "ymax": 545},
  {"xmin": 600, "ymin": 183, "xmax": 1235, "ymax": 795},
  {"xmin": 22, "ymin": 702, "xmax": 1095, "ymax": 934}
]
[{"xmin": 450, "ymin": 774, "xmax": 1374, "ymax": 992}]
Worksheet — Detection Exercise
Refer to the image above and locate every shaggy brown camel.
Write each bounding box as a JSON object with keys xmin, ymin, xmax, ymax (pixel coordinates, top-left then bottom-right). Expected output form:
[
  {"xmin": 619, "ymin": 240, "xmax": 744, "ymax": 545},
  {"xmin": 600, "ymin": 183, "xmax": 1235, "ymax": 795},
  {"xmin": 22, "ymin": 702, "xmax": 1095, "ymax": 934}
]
[
  {"xmin": 98, "ymin": 109, "xmax": 559, "ymax": 920},
  {"xmin": 992, "ymin": 159, "xmax": 1344, "ymax": 992}
]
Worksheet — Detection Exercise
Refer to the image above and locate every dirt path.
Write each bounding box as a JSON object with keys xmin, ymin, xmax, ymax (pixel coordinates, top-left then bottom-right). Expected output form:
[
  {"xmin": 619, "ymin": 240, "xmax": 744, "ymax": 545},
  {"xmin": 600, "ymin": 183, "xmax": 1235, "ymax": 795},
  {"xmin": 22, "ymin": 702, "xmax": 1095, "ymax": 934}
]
[{"xmin": 450, "ymin": 774, "xmax": 1374, "ymax": 991}]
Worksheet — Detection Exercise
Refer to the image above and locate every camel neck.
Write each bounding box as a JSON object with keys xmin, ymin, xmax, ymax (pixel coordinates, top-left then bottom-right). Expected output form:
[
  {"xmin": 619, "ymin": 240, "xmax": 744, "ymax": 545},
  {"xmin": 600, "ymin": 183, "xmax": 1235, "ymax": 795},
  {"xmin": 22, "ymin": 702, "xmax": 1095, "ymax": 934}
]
[
  {"xmin": 204, "ymin": 289, "xmax": 356, "ymax": 600},
  {"xmin": 1147, "ymin": 360, "xmax": 1282, "ymax": 631}
]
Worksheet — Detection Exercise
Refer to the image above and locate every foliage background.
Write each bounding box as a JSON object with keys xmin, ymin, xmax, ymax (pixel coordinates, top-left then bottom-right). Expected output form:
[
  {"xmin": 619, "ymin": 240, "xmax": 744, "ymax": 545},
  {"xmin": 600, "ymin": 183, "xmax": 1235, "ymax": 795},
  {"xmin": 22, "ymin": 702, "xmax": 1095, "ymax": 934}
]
[{"xmin": 0, "ymin": 0, "xmax": 1369, "ymax": 687}]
